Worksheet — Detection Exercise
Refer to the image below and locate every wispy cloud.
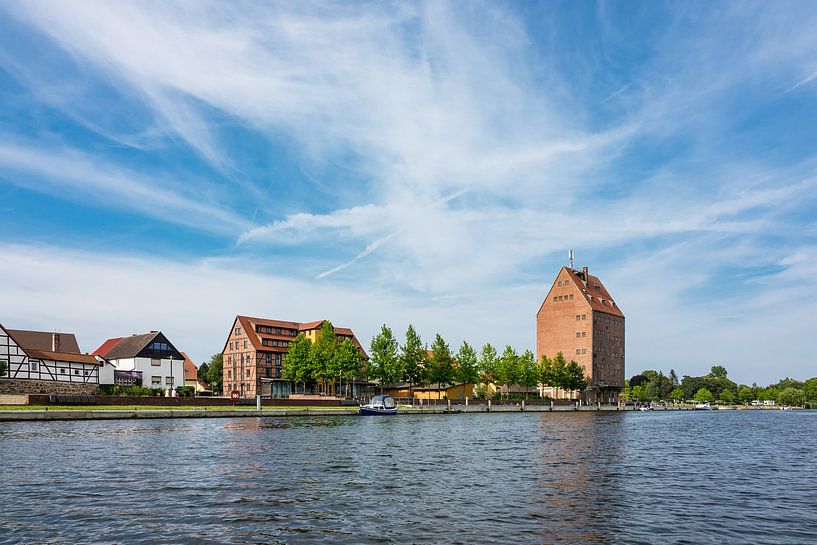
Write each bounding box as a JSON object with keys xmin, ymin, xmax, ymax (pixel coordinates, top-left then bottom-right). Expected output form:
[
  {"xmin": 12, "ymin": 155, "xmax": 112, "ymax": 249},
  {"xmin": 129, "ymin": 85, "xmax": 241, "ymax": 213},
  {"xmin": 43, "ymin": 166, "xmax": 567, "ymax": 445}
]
[{"xmin": 0, "ymin": 137, "xmax": 248, "ymax": 235}]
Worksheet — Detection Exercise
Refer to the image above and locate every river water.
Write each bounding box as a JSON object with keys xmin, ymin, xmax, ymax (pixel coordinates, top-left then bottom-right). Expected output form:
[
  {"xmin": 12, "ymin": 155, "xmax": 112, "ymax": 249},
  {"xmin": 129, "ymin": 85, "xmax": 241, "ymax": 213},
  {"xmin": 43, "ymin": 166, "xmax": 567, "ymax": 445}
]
[{"xmin": 1, "ymin": 411, "xmax": 815, "ymax": 544}]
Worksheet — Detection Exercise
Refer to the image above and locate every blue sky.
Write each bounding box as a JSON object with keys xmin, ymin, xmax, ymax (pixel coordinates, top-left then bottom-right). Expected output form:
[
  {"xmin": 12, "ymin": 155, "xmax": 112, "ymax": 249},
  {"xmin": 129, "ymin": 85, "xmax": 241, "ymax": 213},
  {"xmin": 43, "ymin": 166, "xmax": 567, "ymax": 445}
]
[{"xmin": 1, "ymin": 1, "xmax": 816, "ymax": 384}]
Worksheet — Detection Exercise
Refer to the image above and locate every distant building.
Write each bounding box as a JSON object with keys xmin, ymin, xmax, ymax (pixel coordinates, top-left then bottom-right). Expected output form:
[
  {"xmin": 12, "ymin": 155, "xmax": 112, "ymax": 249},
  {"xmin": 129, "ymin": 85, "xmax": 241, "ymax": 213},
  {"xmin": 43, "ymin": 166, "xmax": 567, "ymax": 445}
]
[
  {"xmin": 222, "ymin": 315, "xmax": 368, "ymax": 399},
  {"xmin": 93, "ymin": 331, "xmax": 185, "ymax": 390},
  {"xmin": 0, "ymin": 324, "xmax": 103, "ymax": 385},
  {"xmin": 536, "ymin": 265, "xmax": 625, "ymax": 403},
  {"xmin": 181, "ymin": 352, "xmax": 210, "ymax": 393}
]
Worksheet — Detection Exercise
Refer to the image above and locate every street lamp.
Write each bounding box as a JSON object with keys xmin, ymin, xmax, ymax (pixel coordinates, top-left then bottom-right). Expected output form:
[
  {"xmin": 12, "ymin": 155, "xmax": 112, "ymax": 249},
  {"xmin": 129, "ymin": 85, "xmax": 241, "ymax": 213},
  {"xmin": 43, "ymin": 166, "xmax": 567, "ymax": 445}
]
[{"xmin": 169, "ymin": 354, "xmax": 174, "ymax": 397}]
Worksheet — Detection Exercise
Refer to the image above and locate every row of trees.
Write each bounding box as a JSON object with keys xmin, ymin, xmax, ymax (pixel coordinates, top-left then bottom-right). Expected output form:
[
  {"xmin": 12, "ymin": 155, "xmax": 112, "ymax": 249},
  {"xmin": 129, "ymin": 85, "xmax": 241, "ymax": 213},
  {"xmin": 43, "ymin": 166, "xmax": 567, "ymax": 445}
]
[
  {"xmin": 280, "ymin": 322, "xmax": 363, "ymax": 396},
  {"xmin": 367, "ymin": 324, "xmax": 588, "ymax": 399},
  {"xmin": 623, "ymin": 365, "xmax": 817, "ymax": 407},
  {"xmin": 193, "ymin": 322, "xmax": 589, "ymax": 399}
]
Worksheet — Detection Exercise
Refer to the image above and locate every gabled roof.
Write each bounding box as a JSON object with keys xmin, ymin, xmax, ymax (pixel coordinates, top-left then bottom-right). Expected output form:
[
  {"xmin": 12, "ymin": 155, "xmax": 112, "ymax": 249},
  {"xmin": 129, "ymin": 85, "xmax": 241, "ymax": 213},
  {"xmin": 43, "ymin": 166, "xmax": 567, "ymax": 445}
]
[
  {"xmin": 92, "ymin": 337, "xmax": 123, "ymax": 357},
  {"xmin": 538, "ymin": 266, "xmax": 624, "ymax": 318},
  {"xmin": 229, "ymin": 315, "xmax": 369, "ymax": 359},
  {"xmin": 93, "ymin": 331, "xmax": 183, "ymax": 360},
  {"xmin": 564, "ymin": 267, "xmax": 624, "ymax": 318},
  {"xmin": 6, "ymin": 329, "xmax": 81, "ymax": 353},
  {"xmin": 181, "ymin": 351, "xmax": 197, "ymax": 381},
  {"xmin": 26, "ymin": 349, "xmax": 100, "ymax": 365}
]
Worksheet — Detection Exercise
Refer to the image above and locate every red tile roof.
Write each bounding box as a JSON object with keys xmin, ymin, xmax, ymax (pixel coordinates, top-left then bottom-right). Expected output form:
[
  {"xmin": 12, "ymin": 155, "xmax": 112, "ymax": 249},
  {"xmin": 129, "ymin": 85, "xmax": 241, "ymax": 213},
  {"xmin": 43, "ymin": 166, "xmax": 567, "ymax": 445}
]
[
  {"xmin": 92, "ymin": 337, "xmax": 123, "ymax": 357},
  {"xmin": 230, "ymin": 315, "xmax": 369, "ymax": 359},
  {"xmin": 564, "ymin": 267, "xmax": 624, "ymax": 318},
  {"xmin": 26, "ymin": 349, "xmax": 100, "ymax": 365},
  {"xmin": 181, "ymin": 351, "xmax": 197, "ymax": 381}
]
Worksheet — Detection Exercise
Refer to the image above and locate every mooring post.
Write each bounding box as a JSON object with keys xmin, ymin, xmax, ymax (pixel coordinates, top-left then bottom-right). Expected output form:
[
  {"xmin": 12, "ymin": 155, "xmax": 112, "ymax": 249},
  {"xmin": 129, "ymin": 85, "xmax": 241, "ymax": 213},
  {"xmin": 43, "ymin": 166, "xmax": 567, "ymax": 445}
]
[
  {"xmin": 256, "ymin": 395, "xmax": 261, "ymax": 411},
  {"xmin": 521, "ymin": 399, "xmax": 526, "ymax": 411},
  {"xmin": 447, "ymin": 399, "xmax": 451, "ymax": 411},
  {"xmin": 487, "ymin": 399, "xmax": 492, "ymax": 412},
  {"xmin": 550, "ymin": 400, "xmax": 554, "ymax": 411}
]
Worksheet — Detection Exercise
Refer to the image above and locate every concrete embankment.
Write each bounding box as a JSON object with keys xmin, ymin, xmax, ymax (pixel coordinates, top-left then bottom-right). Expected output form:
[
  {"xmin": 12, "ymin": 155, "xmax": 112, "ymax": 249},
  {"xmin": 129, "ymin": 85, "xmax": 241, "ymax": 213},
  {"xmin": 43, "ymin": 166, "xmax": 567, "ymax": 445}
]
[{"xmin": 0, "ymin": 403, "xmax": 633, "ymax": 421}]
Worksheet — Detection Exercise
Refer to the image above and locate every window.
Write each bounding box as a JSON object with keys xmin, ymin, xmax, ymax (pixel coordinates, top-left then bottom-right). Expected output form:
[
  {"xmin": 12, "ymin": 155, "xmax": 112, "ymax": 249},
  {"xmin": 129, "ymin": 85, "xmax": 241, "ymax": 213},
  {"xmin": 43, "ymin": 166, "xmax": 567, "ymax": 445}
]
[
  {"xmin": 275, "ymin": 353, "xmax": 282, "ymax": 365},
  {"xmin": 246, "ymin": 368, "xmax": 251, "ymax": 377},
  {"xmin": 151, "ymin": 376, "xmax": 161, "ymax": 387},
  {"xmin": 581, "ymin": 314, "xmax": 587, "ymax": 320},
  {"xmin": 576, "ymin": 349, "xmax": 581, "ymax": 355},
  {"xmin": 31, "ymin": 361, "xmax": 38, "ymax": 372},
  {"xmin": 229, "ymin": 342, "xmax": 233, "ymax": 350},
  {"xmin": 569, "ymin": 294, "xmax": 574, "ymax": 300},
  {"xmin": 74, "ymin": 369, "xmax": 80, "ymax": 375},
  {"xmin": 553, "ymin": 296, "xmax": 558, "ymax": 302},
  {"xmin": 227, "ymin": 370, "xmax": 232, "ymax": 378},
  {"xmin": 166, "ymin": 377, "xmax": 174, "ymax": 385},
  {"xmin": 576, "ymin": 332, "xmax": 581, "ymax": 338},
  {"xmin": 265, "ymin": 353, "xmax": 272, "ymax": 363},
  {"xmin": 235, "ymin": 327, "xmax": 242, "ymax": 336},
  {"xmin": 576, "ymin": 315, "xmax": 581, "ymax": 321},
  {"xmin": 151, "ymin": 358, "xmax": 161, "ymax": 366},
  {"xmin": 581, "ymin": 349, "xmax": 587, "ymax": 354},
  {"xmin": 582, "ymin": 331, "xmax": 586, "ymax": 337},
  {"xmin": 60, "ymin": 368, "xmax": 67, "ymax": 375}
]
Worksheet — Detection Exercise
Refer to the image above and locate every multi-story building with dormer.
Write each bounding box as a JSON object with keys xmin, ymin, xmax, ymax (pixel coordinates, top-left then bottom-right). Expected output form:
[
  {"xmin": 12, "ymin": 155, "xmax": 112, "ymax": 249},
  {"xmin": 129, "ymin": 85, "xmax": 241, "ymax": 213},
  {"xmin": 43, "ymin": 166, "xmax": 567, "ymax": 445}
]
[{"xmin": 536, "ymin": 265, "xmax": 625, "ymax": 404}]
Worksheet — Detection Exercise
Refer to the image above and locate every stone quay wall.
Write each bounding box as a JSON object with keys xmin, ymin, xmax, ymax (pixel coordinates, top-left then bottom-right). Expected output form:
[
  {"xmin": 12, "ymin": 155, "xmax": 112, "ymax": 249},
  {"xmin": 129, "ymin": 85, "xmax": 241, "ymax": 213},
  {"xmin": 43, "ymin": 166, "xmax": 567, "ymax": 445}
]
[{"xmin": 0, "ymin": 379, "xmax": 99, "ymax": 396}]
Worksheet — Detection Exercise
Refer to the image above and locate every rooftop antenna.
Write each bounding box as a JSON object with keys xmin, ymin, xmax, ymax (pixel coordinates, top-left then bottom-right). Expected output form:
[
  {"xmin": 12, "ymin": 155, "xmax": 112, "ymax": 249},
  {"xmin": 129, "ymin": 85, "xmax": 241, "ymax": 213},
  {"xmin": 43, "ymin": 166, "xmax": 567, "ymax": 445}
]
[{"xmin": 568, "ymin": 249, "xmax": 574, "ymax": 270}]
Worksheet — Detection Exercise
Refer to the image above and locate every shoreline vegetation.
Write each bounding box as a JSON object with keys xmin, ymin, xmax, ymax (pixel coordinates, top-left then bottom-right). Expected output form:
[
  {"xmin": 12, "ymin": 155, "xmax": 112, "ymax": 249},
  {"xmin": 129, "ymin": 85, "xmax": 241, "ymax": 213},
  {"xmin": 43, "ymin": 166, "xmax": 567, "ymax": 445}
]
[{"xmin": 623, "ymin": 365, "xmax": 817, "ymax": 408}]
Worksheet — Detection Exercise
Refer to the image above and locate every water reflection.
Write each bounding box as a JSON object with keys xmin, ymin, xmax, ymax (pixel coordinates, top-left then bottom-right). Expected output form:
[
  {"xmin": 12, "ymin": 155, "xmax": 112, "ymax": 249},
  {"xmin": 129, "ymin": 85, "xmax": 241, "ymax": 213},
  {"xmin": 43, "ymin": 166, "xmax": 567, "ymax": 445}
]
[{"xmin": 0, "ymin": 411, "xmax": 815, "ymax": 544}]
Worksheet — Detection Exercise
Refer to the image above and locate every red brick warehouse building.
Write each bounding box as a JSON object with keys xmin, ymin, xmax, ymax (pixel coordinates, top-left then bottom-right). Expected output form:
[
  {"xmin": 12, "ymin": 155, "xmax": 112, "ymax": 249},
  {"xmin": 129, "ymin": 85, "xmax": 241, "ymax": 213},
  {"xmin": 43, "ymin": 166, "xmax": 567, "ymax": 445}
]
[{"xmin": 536, "ymin": 264, "xmax": 625, "ymax": 404}]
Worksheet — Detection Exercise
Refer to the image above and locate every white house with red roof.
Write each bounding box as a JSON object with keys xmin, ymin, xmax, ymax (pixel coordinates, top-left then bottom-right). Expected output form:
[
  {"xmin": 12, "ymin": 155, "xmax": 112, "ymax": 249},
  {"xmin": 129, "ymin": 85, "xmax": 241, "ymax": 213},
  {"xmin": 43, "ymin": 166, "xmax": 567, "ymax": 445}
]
[{"xmin": 93, "ymin": 331, "xmax": 185, "ymax": 391}]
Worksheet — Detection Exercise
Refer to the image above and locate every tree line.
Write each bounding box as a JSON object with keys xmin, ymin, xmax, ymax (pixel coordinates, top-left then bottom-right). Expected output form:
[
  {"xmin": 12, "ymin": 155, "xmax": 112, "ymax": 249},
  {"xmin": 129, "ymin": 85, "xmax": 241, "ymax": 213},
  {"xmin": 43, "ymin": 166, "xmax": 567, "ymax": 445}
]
[
  {"xmin": 622, "ymin": 364, "xmax": 817, "ymax": 407},
  {"xmin": 197, "ymin": 322, "xmax": 589, "ymax": 399},
  {"xmin": 366, "ymin": 324, "xmax": 588, "ymax": 399}
]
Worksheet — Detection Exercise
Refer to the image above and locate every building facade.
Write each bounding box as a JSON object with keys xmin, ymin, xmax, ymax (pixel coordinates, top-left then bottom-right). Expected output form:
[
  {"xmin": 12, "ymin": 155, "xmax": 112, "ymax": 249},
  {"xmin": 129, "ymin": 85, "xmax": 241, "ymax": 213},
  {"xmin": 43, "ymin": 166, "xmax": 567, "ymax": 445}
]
[
  {"xmin": 222, "ymin": 315, "xmax": 368, "ymax": 399},
  {"xmin": 93, "ymin": 331, "xmax": 185, "ymax": 390},
  {"xmin": 536, "ymin": 266, "xmax": 625, "ymax": 403},
  {"xmin": 0, "ymin": 324, "xmax": 103, "ymax": 384}
]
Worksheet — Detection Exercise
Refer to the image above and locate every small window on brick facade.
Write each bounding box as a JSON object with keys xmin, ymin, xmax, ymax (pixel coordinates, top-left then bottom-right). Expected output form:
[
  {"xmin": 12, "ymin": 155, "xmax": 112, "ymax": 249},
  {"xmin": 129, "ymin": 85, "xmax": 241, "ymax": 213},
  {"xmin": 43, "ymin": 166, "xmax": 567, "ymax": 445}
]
[{"xmin": 576, "ymin": 315, "xmax": 581, "ymax": 321}]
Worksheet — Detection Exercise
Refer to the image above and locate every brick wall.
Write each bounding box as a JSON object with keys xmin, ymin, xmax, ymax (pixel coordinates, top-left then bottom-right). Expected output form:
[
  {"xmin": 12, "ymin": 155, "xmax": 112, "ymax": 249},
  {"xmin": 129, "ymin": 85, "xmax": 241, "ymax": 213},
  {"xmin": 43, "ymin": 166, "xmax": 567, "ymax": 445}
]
[{"xmin": 0, "ymin": 378, "xmax": 99, "ymax": 395}]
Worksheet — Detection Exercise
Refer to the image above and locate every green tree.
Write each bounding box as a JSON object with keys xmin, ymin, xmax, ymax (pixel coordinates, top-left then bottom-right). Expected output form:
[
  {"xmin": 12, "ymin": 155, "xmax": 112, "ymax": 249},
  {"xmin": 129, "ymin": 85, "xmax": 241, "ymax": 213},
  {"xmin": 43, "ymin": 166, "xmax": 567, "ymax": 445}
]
[
  {"xmin": 455, "ymin": 341, "xmax": 479, "ymax": 386},
  {"xmin": 0, "ymin": 358, "xmax": 7, "ymax": 377},
  {"xmin": 496, "ymin": 345, "xmax": 519, "ymax": 398},
  {"xmin": 738, "ymin": 386, "xmax": 754, "ymax": 404},
  {"xmin": 778, "ymin": 387, "xmax": 805, "ymax": 407},
  {"xmin": 669, "ymin": 368, "xmax": 679, "ymax": 387},
  {"xmin": 283, "ymin": 334, "xmax": 312, "ymax": 391},
  {"xmin": 400, "ymin": 324, "xmax": 426, "ymax": 399},
  {"xmin": 551, "ymin": 352, "xmax": 569, "ymax": 393},
  {"xmin": 709, "ymin": 365, "xmax": 728, "ymax": 379},
  {"xmin": 563, "ymin": 360, "xmax": 588, "ymax": 396},
  {"xmin": 204, "ymin": 353, "xmax": 223, "ymax": 394},
  {"xmin": 517, "ymin": 349, "xmax": 539, "ymax": 395},
  {"xmin": 427, "ymin": 334, "xmax": 455, "ymax": 399},
  {"xmin": 693, "ymin": 387, "xmax": 714, "ymax": 403},
  {"xmin": 669, "ymin": 387, "xmax": 685, "ymax": 403},
  {"xmin": 759, "ymin": 387, "xmax": 778, "ymax": 402},
  {"xmin": 804, "ymin": 378, "xmax": 817, "ymax": 403},
  {"xmin": 333, "ymin": 338, "xmax": 362, "ymax": 398},
  {"xmin": 369, "ymin": 324, "xmax": 400, "ymax": 393},
  {"xmin": 311, "ymin": 321, "xmax": 338, "ymax": 394},
  {"xmin": 631, "ymin": 384, "xmax": 648, "ymax": 402},
  {"xmin": 538, "ymin": 354, "xmax": 554, "ymax": 388},
  {"xmin": 198, "ymin": 360, "xmax": 209, "ymax": 381},
  {"xmin": 478, "ymin": 343, "xmax": 499, "ymax": 384},
  {"xmin": 719, "ymin": 388, "xmax": 735, "ymax": 403},
  {"xmin": 644, "ymin": 380, "xmax": 660, "ymax": 402}
]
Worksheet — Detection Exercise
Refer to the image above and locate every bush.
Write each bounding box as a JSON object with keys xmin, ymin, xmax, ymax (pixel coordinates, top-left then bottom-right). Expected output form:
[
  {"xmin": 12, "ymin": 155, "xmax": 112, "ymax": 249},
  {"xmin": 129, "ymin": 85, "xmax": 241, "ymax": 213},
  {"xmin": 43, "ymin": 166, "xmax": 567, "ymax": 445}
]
[{"xmin": 176, "ymin": 386, "xmax": 195, "ymax": 397}]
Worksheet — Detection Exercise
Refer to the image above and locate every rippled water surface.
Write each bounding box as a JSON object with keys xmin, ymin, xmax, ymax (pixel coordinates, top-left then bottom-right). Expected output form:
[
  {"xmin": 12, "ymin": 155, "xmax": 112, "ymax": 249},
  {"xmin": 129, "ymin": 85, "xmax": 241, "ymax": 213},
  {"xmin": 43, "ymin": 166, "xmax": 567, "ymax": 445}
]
[{"xmin": 1, "ymin": 411, "xmax": 816, "ymax": 544}]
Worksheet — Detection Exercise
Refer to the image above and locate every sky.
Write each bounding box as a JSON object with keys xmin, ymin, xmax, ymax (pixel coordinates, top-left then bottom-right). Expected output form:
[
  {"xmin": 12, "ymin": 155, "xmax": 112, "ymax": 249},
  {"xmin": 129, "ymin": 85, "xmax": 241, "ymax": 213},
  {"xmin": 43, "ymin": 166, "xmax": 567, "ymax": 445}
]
[{"xmin": 1, "ymin": 1, "xmax": 816, "ymax": 385}]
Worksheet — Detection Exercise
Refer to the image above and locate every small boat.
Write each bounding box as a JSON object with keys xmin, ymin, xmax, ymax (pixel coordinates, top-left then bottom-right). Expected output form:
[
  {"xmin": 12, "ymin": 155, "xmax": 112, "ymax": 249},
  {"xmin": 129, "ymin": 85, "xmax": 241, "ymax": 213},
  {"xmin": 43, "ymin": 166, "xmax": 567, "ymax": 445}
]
[
  {"xmin": 359, "ymin": 395, "xmax": 398, "ymax": 415},
  {"xmin": 694, "ymin": 402, "xmax": 712, "ymax": 410},
  {"xmin": 639, "ymin": 406, "xmax": 652, "ymax": 412}
]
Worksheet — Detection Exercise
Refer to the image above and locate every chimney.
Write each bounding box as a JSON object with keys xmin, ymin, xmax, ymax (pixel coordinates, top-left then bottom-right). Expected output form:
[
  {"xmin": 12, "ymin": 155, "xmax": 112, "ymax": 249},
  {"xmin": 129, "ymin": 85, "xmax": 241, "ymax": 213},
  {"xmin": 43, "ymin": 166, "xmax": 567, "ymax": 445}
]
[
  {"xmin": 582, "ymin": 266, "xmax": 588, "ymax": 281},
  {"xmin": 52, "ymin": 333, "xmax": 60, "ymax": 352}
]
